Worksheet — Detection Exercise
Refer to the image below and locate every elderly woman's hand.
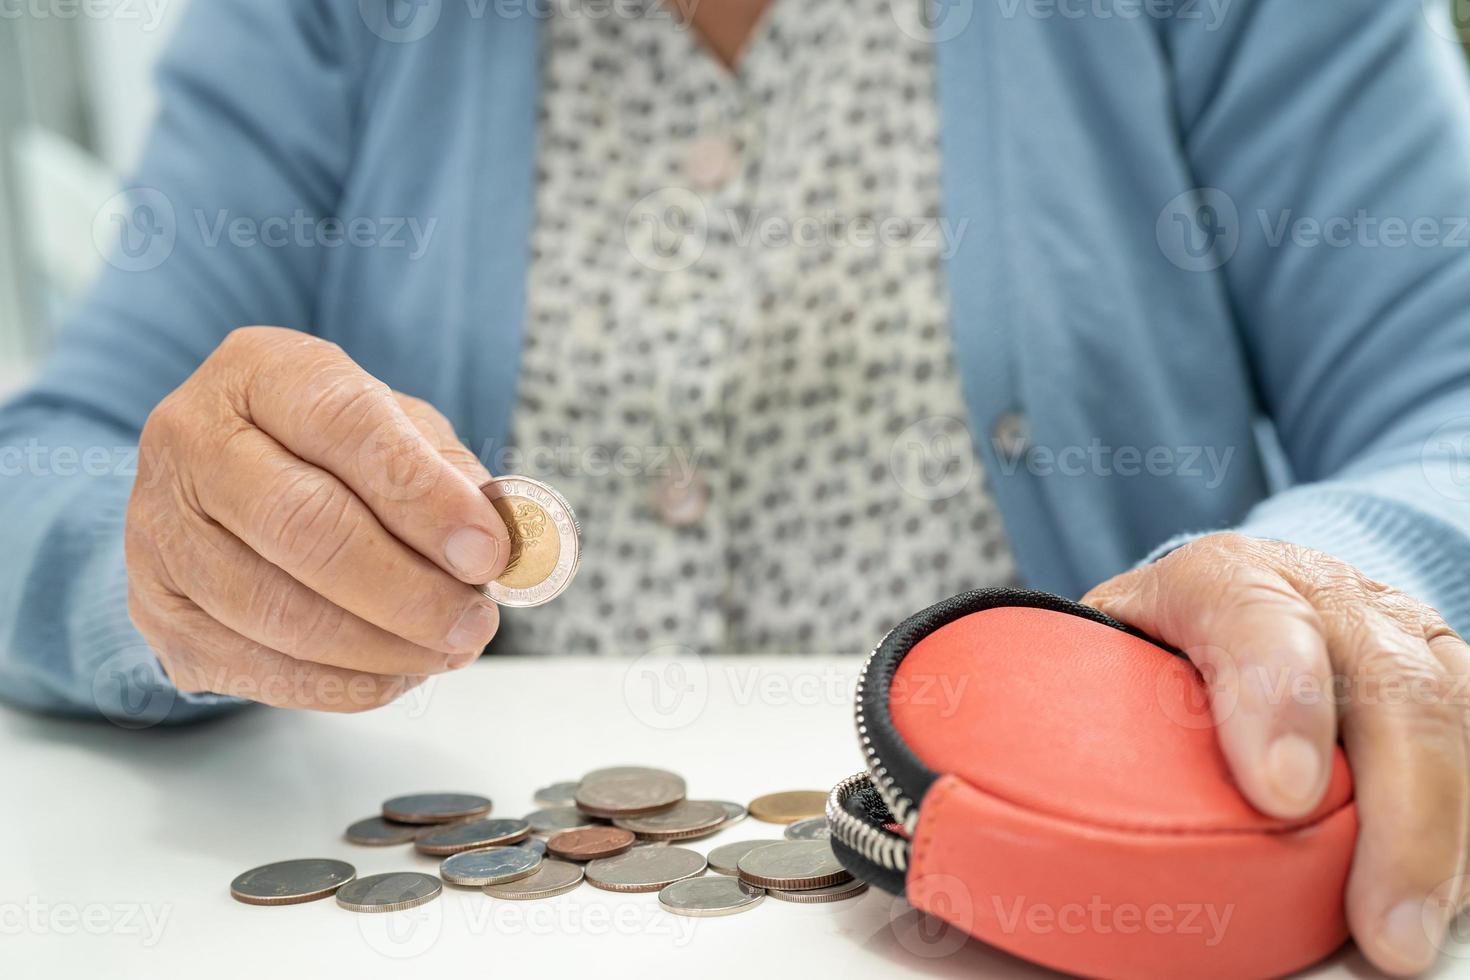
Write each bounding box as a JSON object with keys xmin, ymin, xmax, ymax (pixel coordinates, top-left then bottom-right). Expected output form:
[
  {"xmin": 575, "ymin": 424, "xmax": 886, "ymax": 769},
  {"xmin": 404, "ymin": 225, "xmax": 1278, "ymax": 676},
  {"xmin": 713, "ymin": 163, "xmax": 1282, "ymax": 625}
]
[{"xmin": 1083, "ymin": 533, "xmax": 1468, "ymax": 977}]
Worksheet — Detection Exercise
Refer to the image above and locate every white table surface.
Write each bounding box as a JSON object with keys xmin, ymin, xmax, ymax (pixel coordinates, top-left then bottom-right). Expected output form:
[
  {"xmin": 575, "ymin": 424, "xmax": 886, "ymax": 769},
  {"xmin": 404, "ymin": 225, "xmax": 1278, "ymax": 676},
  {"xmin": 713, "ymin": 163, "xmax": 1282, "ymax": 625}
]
[{"xmin": 3, "ymin": 655, "xmax": 1464, "ymax": 979}]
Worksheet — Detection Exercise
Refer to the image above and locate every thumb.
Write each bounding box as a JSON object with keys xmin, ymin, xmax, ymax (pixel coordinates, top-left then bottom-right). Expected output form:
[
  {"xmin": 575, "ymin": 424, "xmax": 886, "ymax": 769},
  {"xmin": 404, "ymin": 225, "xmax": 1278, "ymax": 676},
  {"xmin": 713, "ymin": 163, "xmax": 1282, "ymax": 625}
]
[{"xmin": 1084, "ymin": 539, "xmax": 1337, "ymax": 820}]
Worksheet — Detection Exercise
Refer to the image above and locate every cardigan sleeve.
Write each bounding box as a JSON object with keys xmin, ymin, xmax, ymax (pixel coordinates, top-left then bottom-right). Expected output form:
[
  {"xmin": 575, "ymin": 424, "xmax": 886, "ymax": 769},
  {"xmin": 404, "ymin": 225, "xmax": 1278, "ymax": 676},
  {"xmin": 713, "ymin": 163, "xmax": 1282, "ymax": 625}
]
[
  {"xmin": 1154, "ymin": 0, "xmax": 1470, "ymax": 627},
  {"xmin": 0, "ymin": 0, "xmax": 364, "ymax": 721}
]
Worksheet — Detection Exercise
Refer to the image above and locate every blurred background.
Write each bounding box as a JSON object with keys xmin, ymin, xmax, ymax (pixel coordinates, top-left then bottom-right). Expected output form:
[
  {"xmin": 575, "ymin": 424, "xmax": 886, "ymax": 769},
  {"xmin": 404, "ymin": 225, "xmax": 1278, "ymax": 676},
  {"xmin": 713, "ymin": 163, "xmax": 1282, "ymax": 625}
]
[
  {"xmin": 1, "ymin": 2, "xmax": 1468, "ymax": 404},
  {"xmin": 0, "ymin": 1, "xmax": 185, "ymax": 396}
]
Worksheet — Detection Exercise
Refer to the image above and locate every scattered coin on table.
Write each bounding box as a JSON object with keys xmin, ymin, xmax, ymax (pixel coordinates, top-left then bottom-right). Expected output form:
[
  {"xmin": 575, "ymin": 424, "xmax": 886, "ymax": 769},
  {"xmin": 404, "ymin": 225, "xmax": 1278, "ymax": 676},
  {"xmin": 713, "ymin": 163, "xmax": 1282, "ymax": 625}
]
[
  {"xmin": 526, "ymin": 806, "xmax": 598, "ymax": 836},
  {"xmin": 767, "ymin": 879, "xmax": 869, "ymax": 904},
  {"xmin": 533, "ymin": 781, "xmax": 581, "ymax": 807},
  {"xmin": 548, "ymin": 826, "xmax": 636, "ymax": 861},
  {"xmin": 711, "ymin": 800, "xmax": 747, "ymax": 826},
  {"xmin": 658, "ymin": 876, "xmax": 765, "ymax": 918},
  {"xmin": 381, "ymin": 792, "xmax": 493, "ymax": 825},
  {"xmin": 747, "ymin": 791, "xmax": 828, "ymax": 825},
  {"xmin": 440, "ymin": 846, "xmax": 543, "ymax": 886},
  {"xmin": 706, "ymin": 839, "xmax": 781, "ymax": 876},
  {"xmin": 784, "ymin": 817, "xmax": 831, "ymax": 841},
  {"xmin": 515, "ymin": 837, "xmax": 549, "ymax": 858},
  {"xmin": 335, "ymin": 872, "xmax": 443, "ymax": 913},
  {"xmin": 585, "ymin": 845, "xmax": 707, "ymax": 893},
  {"xmin": 737, "ymin": 841, "xmax": 852, "ymax": 890},
  {"xmin": 575, "ymin": 766, "xmax": 686, "ymax": 819},
  {"xmin": 477, "ymin": 476, "xmax": 581, "ymax": 608},
  {"xmin": 415, "ymin": 818, "xmax": 532, "ymax": 855},
  {"xmin": 344, "ymin": 816, "xmax": 424, "ymax": 846},
  {"xmin": 484, "ymin": 860, "xmax": 585, "ymax": 901},
  {"xmin": 230, "ymin": 859, "xmax": 356, "ymax": 906},
  {"xmin": 613, "ymin": 800, "xmax": 728, "ymax": 841}
]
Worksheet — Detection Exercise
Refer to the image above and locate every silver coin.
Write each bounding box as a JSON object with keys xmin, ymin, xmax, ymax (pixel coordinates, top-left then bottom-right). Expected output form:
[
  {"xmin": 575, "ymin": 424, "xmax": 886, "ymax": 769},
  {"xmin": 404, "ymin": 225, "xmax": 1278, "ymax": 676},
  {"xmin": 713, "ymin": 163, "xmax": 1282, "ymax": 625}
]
[
  {"xmin": 712, "ymin": 800, "xmax": 747, "ymax": 825},
  {"xmin": 575, "ymin": 767, "xmax": 685, "ymax": 818},
  {"xmin": 784, "ymin": 817, "xmax": 832, "ymax": 842},
  {"xmin": 737, "ymin": 841, "xmax": 851, "ymax": 890},
  {"xmin": 344, "ymin": 816, "xmax": 424, "ymax": 847},
  {"xmin": 766, "ymin": 879, "xmax": 870, "ymax": 904},
  {"xmin": 381, "ymin": 792, "xmax": 492, "ymax": 824},
  {"xmin": 585, "ymin": 846, "xmax": 707, "ymax": 893},
  {"xmin": 658, "ymin": 876, "xmax": 765, "ymax": 917},
  {"xmin": 230, "ymin": 858, "xmax": 356, "ymax": 906},
  {"xmin": 613, "ymin": 800, "xmax": 727, "ymax": 840},
  {"xmin": 477, "ymin": 476, "xmax": 581, "ymax": 607},
  {"xmin": 525, "ymin": 806, "xmax": 596, "ymax": 835},
  {"xmin": 533, "ymin": 781, "xmax": 581, "ymax": 807},
  {"xmin": 483, "ymin": 860, "xmax": 585, "ymax": 901},
  {"xmin": 439, "ymin": 846, "xmax": 542, "ymax": 886},
  {"xmin": 335, "ymin": 872, "xmax": 442, "ymax": 913},
  {"xmin": 415, "ymin": 818, "xmax": 532, "ymax": 855},
  {"xmin": 706, "ymin": 839, "xmax": 781, "ymax": 876},
  {"xmin": 514, "ymin": 837, "xmax": 549, "ymax": 857}
]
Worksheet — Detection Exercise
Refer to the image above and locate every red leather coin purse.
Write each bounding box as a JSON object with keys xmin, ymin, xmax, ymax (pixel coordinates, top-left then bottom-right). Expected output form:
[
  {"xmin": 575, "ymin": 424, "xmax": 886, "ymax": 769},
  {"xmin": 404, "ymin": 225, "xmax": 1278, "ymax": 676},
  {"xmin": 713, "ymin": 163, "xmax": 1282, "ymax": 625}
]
[{"xmin": 826, "ymin": 588, "xmax": 1357, "ymax": 980}]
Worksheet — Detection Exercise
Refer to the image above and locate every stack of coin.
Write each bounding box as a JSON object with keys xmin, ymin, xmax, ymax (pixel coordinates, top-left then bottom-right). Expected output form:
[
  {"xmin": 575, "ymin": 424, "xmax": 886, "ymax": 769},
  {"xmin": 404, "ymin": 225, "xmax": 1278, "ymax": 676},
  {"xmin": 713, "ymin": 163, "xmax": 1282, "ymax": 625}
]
[{"xmin": 230, "ymin": 775, "xmax": 866, "ymax": 918}]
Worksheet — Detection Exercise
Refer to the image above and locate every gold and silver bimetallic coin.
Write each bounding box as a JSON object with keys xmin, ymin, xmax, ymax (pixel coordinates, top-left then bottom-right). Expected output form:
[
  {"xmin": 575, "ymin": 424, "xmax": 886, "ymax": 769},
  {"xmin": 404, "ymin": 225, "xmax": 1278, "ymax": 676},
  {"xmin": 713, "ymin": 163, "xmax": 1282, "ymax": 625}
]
[{"xmin": 477, "ymin": 476, "xmax": 581, "ymax": 607}]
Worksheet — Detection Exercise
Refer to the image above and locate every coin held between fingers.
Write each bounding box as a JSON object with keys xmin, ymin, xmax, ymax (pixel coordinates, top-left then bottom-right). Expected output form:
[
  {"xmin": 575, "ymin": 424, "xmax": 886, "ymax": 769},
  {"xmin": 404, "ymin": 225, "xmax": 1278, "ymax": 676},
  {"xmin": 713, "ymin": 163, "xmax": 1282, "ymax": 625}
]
[
  {"xmin": 445, "ymin": 526, "xmax": 503, "ymax": 581},
  {"xmin": 476, "ymin": 476, "xmax": 581, "ymax": 608}
]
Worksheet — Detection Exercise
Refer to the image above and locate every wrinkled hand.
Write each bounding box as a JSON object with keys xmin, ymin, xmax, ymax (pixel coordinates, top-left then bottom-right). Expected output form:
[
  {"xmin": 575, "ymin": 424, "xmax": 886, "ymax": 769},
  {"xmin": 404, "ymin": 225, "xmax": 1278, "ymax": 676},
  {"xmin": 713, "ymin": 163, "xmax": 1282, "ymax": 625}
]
[
  {"xmin": 126, "ymin": 326, "xmax": 510, "ymax": 711},
  {"xmin": 1084, "ymin": 533, "xmax": 1469, "ymax": 976}
]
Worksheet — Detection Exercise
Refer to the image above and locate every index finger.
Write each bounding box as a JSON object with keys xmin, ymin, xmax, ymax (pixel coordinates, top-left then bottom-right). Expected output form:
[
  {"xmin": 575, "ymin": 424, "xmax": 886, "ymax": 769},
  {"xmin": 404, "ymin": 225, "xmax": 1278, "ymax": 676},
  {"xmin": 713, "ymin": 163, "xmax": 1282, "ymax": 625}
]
[{"xmin": 224, "ymin": 328, "xmax": 509, "ymax": 584}]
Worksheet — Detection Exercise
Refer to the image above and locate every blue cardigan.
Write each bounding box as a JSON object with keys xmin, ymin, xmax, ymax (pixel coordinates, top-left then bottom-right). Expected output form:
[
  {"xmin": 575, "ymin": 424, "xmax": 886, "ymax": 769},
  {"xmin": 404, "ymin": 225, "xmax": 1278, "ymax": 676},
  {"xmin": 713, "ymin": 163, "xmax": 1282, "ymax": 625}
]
[{"xmin": 5, "ymin": 0, "xmax": 1470, "ymax": 721}]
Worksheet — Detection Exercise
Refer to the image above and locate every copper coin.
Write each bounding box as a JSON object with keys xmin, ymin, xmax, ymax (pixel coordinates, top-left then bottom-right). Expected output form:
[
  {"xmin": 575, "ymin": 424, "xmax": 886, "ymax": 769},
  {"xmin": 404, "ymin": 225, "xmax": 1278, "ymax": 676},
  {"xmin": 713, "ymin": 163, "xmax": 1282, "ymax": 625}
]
[
  {"xmin": 381, "ymin": 792, "xmax": 492, "ymax": 825},
  {"xmin": 415, "ymin": 818, "xmax": 532, "ymax": 856},
  {"xmin": 747, "ymin": 791, "xmax": 827, "ymax": 825},
  {"xmin": 547, "ymin": 827, "xmax": 636, "ymax": 861},
  {"xmin": 613, "ymin": 800, "xmax": 728, "ymax": 841},
  {"xmin": 477, "ymin": 477, "xmax": 581, "ymax": 607},
  {"xmin": 575, "ymin": 766, "xmax": 685, "ymax": 818}
]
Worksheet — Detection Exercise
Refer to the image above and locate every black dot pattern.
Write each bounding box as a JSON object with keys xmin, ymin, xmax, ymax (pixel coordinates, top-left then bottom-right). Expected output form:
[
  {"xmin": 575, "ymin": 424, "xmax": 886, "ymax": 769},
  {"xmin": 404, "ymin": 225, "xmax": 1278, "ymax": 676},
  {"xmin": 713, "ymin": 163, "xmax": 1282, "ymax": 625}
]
[{"xmin": 503, "ymin": 0, "xmax": 1018, "ymax": 656}]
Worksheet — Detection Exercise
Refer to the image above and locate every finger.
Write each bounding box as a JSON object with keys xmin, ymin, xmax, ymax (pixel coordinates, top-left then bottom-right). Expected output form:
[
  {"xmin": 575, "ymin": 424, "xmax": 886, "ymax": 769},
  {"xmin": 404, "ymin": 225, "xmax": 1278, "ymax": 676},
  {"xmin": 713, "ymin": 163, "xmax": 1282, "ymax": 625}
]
[
  {"xmin": 1085, "ymin": 538, "xmax": 1337, "ymax": 819},
  {"xmin": 1335, "ymin": 632, "xmax": 1468, "ymax": 976},
  {"xmin": 193, "ymin": 422, "xmax": 500, "ymax": 656},
  {"xmin": 132, "ymin": 588, "xmax": 427, "ymax": 713},
  {"xmin": 393, "ymin": 392, "xmax": 495, "ymax": 488},
  {"xmin": 157, "ymin": 509, "xmax": 486, "ymax": 674},
  {"xmin": 223, "ymin": 328, "xmax": 509, "ymax": 583}
]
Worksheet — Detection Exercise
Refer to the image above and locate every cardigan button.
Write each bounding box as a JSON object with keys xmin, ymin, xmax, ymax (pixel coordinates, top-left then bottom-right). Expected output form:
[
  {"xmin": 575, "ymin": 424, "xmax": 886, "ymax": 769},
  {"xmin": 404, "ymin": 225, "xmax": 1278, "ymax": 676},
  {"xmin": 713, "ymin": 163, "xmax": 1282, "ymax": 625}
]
[
  {"xmin": 992, "ymin": 411, "xmax": 1032, "ymax": 463},
  {"xmin": 653, "ymin": 469, "xmax": 711, "ymax": 527},
  {"xmin": 685, "ymin": 135, "xmax": 738, "ymax": 191}
]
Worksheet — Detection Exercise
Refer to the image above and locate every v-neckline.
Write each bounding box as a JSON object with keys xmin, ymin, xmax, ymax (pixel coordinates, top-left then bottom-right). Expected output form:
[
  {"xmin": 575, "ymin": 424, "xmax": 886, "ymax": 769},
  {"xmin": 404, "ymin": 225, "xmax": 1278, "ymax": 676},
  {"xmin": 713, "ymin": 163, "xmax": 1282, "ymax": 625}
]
[{"xmin": 667, "ymin": 0, "xmax": 788, "ymax": 83}]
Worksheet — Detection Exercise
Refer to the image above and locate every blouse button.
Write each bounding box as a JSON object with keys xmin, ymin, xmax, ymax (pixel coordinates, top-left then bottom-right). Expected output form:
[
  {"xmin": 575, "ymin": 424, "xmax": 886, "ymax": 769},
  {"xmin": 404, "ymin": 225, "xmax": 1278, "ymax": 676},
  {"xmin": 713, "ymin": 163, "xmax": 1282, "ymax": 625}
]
[
  {"xmin": 991, "ymin": 411, "xmax": 1032, "ymax": 463},
  {"xmin": 654, "ymin": 469, "xmax": 711, "ymax": 527},
  {"xmin": 685, "ymin": 135, "xmax": 738, "ymax": 191}
]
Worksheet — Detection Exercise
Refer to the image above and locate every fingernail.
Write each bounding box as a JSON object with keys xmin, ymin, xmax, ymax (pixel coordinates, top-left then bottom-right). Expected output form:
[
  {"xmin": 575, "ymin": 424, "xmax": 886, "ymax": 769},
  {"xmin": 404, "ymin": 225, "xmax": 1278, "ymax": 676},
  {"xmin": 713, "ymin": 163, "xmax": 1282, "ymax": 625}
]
[
  {"xmin": 1377, "ymin": 899, "xmax": 1441, "ymax": 973},
  {"xmin": 445, "ymin": 527, "xmax": 500, "ymax": 580},
  {"xmin": 1265, "ymin": 733, "xmax": 1321, "ymax": 807},
  {"xmin": 446, "ymin": 652, "xmax": 478, "ymax": 670},
  {"xmin": 447, "ymin": 604, "xmax": 496, "ymax": 653}
]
